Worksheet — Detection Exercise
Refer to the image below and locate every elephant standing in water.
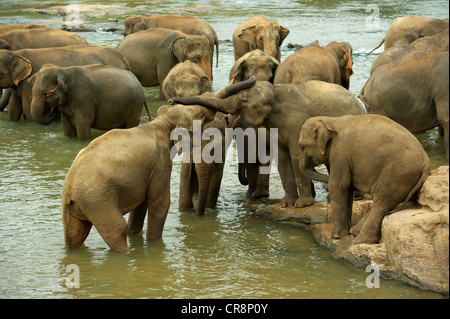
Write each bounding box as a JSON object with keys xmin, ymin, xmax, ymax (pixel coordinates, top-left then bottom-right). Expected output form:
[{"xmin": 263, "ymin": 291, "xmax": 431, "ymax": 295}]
[
  {"xmin": 123, "ymin": 14, "xmax": 219, "ymax": 71},
  {"xmin": 117, "ymin": 28, "xmax": 212, "ymax": 100},
  {"xmin": 30, "ymin": 64, "xmax": 148, "ymax": 140},
  {"xmin": 0, "ymin": 46, "xmax": 130, "ymax": 121},
  {"xmin": 170, "ymin": 77, "xmax": 366, "ymax": 208},
  {"xmin": 229, "ymin": 49, "xmax": 279, "ymax": 198},
  {"xmin": 274, "ymin": 41, "xmax": 354, "ymax": 90},
  {"xmin": 62, "ymin": 104, "xmax": 215, "ymax": 253},
  {"xmin": 233, "ymin": 15, "xmax": 290, "ymax": 61},
  {"xmin": 298, "ymin": 115, "xmax": 430, "ymax": 244},
  {"xmin": 359, "ymin": 51, "xmax": 449, "ymax": 158},
  {"xmin": 369, "ymin": 15, "xmax": 448, "ymax": 53}
]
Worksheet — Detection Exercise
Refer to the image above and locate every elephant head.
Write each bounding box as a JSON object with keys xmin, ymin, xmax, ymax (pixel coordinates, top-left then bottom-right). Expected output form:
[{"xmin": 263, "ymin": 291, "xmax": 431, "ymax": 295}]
[
  {"xmin": 29, "ymin": 64, "xmax": 67, "ymax": 125},
  {"xmin": 171, "ymin": 35, "xmax": 212, "ymax": 80},
  {"xmin": 229, "ymin": 49, "xmax": 279, "ymax": 84},
  {"xmin": 0, "ymin": 50, "xmax": 32, "ymax": 88},
  {"xmin": 298, "ymin": 117, "xmax": 337, "ymax": 184},
  {"xmin": 163, "ymin": 61, "xmax": 211, "ymax": 99},
  {"xmin": 238, "ymin": 20, "xmax": 290, "ymax": 61},
  {"xmin": 169, "ymin": 77, "xmax": 273, "ymax": 129},
  {"xmin": 123, "ymin": 15, "xmax": 147, "ymax": 36},
  {"xmin": 327, "ymin": 42, "xmax": 354, "ymax": 89}
]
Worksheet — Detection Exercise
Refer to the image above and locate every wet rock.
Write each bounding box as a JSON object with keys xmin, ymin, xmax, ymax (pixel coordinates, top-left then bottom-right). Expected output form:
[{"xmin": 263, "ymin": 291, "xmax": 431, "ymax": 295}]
[{"xmin": 255, "ymin": 203, "xmax": 328, "ymax": 227}]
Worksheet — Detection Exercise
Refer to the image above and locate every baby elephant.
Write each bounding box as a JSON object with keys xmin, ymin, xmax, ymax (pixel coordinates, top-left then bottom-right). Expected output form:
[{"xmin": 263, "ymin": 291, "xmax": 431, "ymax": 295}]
[
  {"xmin": 298, "ymin": 114, "xmax": 430, "ymax": 244},
  {"xmin": 62, "ymin": 104, "xmax": 214, "ymax": 253},
  {"xmin": 30, "ymin": 64, "xmax": 147, "ymax": 140}
]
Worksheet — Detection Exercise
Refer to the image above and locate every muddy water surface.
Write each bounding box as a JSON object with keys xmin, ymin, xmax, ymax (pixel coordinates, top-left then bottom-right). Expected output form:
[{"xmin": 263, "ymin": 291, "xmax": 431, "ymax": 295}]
[{"xmin": 0, "ymin": 0, "xmax": 448, "ymax": 299}]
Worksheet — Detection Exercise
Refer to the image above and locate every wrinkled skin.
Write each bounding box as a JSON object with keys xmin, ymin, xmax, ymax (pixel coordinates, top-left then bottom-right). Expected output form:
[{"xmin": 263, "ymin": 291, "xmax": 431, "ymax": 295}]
[
  {"xmin": 161, "ymin": 61, "xmax": 211, "ymax": 101},
  {"xmin": 0, "ymin": 27, "xmax": 88, "ymax": 51},
  {"xmin": 117, "ymin": 28, "xmax": 212, "ymax": 100},
  {"xmin": 0, "ymin": 46, "xmax": 130, "ymax": 119},
  {"xmin": 123, "ymin": 14, "xmax": 219, "ymax": 70},
  {"xmin": 30, "ymin": 64, "xmax": 146, "ymax": 140},
  {"xmin": 298, "ymin": 115, "xmax": 430, "ymax": 244},
  {"xmin": 274, "ymin": 41, "xmax": 354, "ymax": 90},
  {"xmin": 369, "ymin": 15, "xmax": 448, "ymax": 53},
  {"xmin": 178, "ymin": 79, "xmax": 254, "ymax": 215},
  {"xmin": 170, "ymin": 78, "xmax": 366, "ymax": 208},
  {"xmin": 229, "ymin": 49, "xmax": 279, "ymax": 198},
  {"xmin": 370, "ymin": 28, "xmax": 449, "ymax": 74},
  {"xmin": 233, "ymin": 15, "xmax": 290, "ymax": 62},
  {"xmin": 360, "ymin": 51, "xmax": 449, "ymax": 158},
  {"xmin": 62, "ymin": 104, "xmax": 213, "ymax": 253}
]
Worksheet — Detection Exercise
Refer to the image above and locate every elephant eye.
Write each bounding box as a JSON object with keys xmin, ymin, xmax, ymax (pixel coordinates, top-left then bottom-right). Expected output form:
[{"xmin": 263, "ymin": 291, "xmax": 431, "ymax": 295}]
[{"xmin": 259, "ymin": 36, "xmax": 263, "ymax": 42}]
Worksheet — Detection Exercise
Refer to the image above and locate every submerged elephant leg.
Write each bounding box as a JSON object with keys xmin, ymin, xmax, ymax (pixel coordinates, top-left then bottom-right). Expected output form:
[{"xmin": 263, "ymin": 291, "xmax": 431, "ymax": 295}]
[
  {"xmin": 179, "ymin": 162, "xmax": 195, "ymax": 211},
  {"xmin": 63, "ymin": 212, "xmax": 93, "ymax": 249},
  {"xmin": 127, "ymin": 201, "xmax": 147, "ymax": 235},
  {"xmin": 89, "ymin": 209, "xmax": 130, "ymax": 253},
  {"xmin": 147, "ymin": 175, "xmax": 171, "ymax": 240}
]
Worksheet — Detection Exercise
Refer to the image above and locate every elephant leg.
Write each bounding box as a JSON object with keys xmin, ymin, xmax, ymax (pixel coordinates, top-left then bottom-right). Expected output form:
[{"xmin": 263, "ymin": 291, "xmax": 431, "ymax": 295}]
[
  {"xmin": 245, "ymin": 162, "xmax": 259, "ymax": 198},
  {"xmin": 146, "ymin": 175, "xmax": 171, "ymax": 240},
  {"xmin": 8, "ymin": 92, "xmax": 23, "ymax": 121},
  {"xmin": 329, "ymin": 165, "xmax": 352, "ymax": 239},
  {"xmin": 127, "ymin": 201, "xmax": 147, "ymax": 234},
  {"xmin": 61, "ymin": 113, "xmax": 77, "ymax": 138},
  {"xmin": 90, "ymin": 208, "xmax": 130, "ymax": 253},
  {"xmin": 435, "ymin": 95, "xmax": 449, "ymax": 158},
  {"xmin": 277, "ymin": 148, "xmax": 298, "ymax": 207},
  {"xmin": 353, "ymin": 201, "xmax": 388, "ymax": 244},
  {"xmin": 0, "ymin": 88, "xmax": 12, "ymax": 111},
  {"xmin": 195, "ymin": 162, "xmax": 213, "ymax": 216},
  {"xmin": 63, "ymin": 212, "xmax": 92, "ymax": 249},
  {"xmin": 253, "ymin": 161, "xmax": 270, "ymax": 198},
  {"xmin": 179, "ymin": 162, "xmax": 195, "ymax": 211},
  {"xmin": 206, "ymin": 162, "xmax": 224, "ymax": 209},
  {"xmin": 74, "ymin": 116, "xmax": 92, "ymax": 141}
]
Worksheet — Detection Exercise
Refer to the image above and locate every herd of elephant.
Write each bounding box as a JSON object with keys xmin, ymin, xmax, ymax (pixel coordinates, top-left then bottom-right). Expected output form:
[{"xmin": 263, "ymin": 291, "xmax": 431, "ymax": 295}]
[{"xmin": 0, "ymin": 14, "xmax": 448, "ymax": 253}]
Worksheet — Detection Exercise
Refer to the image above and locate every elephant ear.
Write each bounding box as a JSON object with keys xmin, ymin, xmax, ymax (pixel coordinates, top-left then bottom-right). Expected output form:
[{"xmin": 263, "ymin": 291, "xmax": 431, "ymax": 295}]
[
  {"xmin": 131, "ymin": 17, "xmax": 147, "ymax": 33},
  {"xmin": 170, "ymin": 37, "xmax": 187, "ymax": 62},
  {"xmin": 199, "ymin": 76, "xmax": 212, "ymax": 94},
  {"xmin": 278, "ymin": 26, "xmax": 290, "ymax": 45},
  {"xmin": 314, "ymin": 120, "xmax": 337, "ymax": 156},
  {"xmin": 11, "ymin": 55, "xmax": 32, "ymax": 86},
  {"xmin": 163, "ymin": 76, "xmax": 177, "ymax": 99},
  {"xmin": 229, "ymin": 58, "xmax": 246, "ymax": 84},
  {"xmin": 238, "ymin": 26, "xmax": 257, "ymax": 47}
]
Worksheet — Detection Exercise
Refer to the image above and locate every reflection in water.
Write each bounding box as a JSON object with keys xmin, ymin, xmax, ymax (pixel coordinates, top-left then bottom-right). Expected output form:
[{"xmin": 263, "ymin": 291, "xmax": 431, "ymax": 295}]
[{"xmin": 0, "ymin": 0, "xmax": 448, "ymax": 299}]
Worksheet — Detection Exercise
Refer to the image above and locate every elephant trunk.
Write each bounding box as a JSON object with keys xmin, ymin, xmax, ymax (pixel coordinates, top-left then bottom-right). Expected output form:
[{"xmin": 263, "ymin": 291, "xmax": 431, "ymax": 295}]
[
  {"xmin": 213, "ymin": 75, "xmax": 256, "ymax": 99},
  {"xmin": 31, "ymin": 96, "xmax": 58, "ymax": 125},
  {"xmin": 299, "ymin": 155, "xmax": 329, "ymax": 184}
]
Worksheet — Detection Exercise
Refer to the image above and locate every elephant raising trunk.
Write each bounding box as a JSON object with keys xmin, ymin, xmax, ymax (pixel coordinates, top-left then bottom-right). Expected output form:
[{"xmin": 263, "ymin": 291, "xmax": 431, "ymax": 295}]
[{"xmin": 169, "ymin": 76, "xmax": 256, "ymax": 109}]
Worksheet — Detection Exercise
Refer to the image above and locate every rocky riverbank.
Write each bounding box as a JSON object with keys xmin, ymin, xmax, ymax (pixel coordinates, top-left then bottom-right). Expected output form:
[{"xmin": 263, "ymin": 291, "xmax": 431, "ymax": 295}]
[{"xmin": 255, "ymin": 166, "xmax": 449, "ymax": 294}]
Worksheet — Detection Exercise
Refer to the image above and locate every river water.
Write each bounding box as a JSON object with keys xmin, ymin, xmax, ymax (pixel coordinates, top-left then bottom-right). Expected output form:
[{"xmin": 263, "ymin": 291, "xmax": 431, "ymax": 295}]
[{"xmin": 0, "ymin": 0, "xmax": 448, "ymax": 299}]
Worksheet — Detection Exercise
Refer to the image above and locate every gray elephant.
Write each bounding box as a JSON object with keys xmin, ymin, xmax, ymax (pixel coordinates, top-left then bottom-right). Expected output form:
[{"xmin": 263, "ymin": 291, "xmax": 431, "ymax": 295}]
[
  {"xmin": 229, "ymin": 49, "xmax": 279, "ymax": 198},
  {"xmin": 233, "ymin": 15, "xmax": 290, "ymax": 61},
  {"xmin": 298, "ymin": 115, "xmax": 430, "ymax": 244},
  {"xmin": 62, "ymin": 103, "xmax": 214, "ymax": 253},
  {"xmin": 123, "ymin": 14, "xmax": 219, "ymax": 70},
  {"xmin": 229, "ymin": 49, "xmax": 279, "ymax": 84},
  {"xmin": 369, "ymin": 15, "xmax": 448, "ymax": 53},
  {"xmin": 169, "ymin": 77, "xmax": 366, "ymax": 208},
  {"xmin": 274, "ymin": 41, "xmax": 354, "ymax": 90},
  {"xmin": 0, "ymin": 45, "xmax": 130, "ymax": 121},
  {"xmin": 30, "ymin": 64, "xmax": 148, "ymax": 140},
  {"xmin": 117, "ymin": 28, "xmax": 212, "ymax": 100},
  {"xmin": 359, "ymin": 51, "xmax": 449, "ymax": 158},
  {"xmin": 161, "ymin": 61, "xmax": 212, "ymax": 100},
  {"xmin": 0, "ymin": 27, "xmax": 88, "ymax": 51}
]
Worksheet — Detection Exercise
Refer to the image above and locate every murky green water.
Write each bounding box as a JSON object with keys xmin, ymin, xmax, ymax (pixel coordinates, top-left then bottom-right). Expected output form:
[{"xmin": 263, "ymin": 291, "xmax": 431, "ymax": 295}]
[{"xmin": 0, "ymin": 0, "xmax": 448, "ymax": 299}]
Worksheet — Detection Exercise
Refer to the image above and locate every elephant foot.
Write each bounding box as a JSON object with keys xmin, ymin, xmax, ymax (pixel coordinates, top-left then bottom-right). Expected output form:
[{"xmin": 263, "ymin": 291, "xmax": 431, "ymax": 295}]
[
  {"xmin": 252, "ymin": 189, "xmax": 269, "ymax": 199},
  {"xmin": 331, "ymin": 226, "xmax": 350, "ymax": 239},
  {"xmin": 353, "ymin": 232, "xmax": 380, "ymax": 245},
  {"xmin": 294, "ymin": 196, "xmax": 315, "ymax": 208}
]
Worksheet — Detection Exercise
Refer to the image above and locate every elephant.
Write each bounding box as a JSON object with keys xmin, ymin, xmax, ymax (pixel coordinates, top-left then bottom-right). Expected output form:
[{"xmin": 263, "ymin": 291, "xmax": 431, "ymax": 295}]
[
  {"xmin": 369, "ymin": 28, "xmax": 449, "ymax": 75},
  {"xmin": 123, "ymin": 14, "xmax": 219, "ymax": 69},
  {"xmin": 359, "ymin": 51, "xmax": 449, "ymax": 158},
  {"xmin": 0, "ymin": 24, "xmax": 46, "ymax": 34},
  {"xmin": 369, "ymin": 15, "xmax": 448, "ymax": 53},
  {"xmin": 161, "ymin": 61, "xmax": 212, "ymax": 101},
  {"xmin": 117, "ymin": 28, "xmax": 212, "ymax": 99},
  {"xmin": 298, "ymin": 114, "xmax": 430, "ymax": 244},
  {"xmin": 273, "ymin": 41, "xmax": 354, "ymax": 90},
  {"xmin": 0, "ymin": 27, "xmax": 88, "ymax": 51},
  {"xmin": 229, "ymin": 49, "xmax": 279, "ymax": 84},
  {"xmin": 169, "ymin": 77, "xmax": 366, "ymax": 208},
  {"xmin": 62, "ymin": 103, "xmax": 215, "ymax": 253},
  {"xmin": 29, "ymin": 64, "xmax": 148, "ymax": 140},
  {"xmin": 228, "ymin": 49, "xmax": 279, "ymax": 198},
  {"xmin": 233, "ymin": 15, "xmax": 290, "ymax": 62},
  {"xmin": 0, "ymin": 45, "xmax": 131, "ymax": 120}
]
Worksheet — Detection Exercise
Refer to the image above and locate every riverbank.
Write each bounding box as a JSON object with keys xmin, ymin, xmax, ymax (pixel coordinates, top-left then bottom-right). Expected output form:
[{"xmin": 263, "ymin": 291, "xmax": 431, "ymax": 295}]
[{"xmin": 255, "ymin": 166, "xmax": 449, "ymax": 295}]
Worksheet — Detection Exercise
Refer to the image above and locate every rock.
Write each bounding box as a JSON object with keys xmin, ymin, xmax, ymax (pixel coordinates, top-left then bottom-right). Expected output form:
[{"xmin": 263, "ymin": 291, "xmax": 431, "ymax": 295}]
[
  {"xmin": 417, "ymin": 166, "xmax": 449, "ymax": 212},
  {"xmin": 255, "ymin": 203, "xmax": 328, "ymax": 227}
]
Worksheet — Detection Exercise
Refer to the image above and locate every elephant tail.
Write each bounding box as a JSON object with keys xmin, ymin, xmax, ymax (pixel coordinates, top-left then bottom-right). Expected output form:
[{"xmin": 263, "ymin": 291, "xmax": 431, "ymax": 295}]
[
  {"xmin": 390, "ymin": 160, "xmax": 431, "ymax": 213},
  {"xmin": 143, "ymin": 99, "xmax": 152, "ymax": 121},
  {"xmin": 368, "ymin": 37, "xmax": 385, "ymax": 54}
]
